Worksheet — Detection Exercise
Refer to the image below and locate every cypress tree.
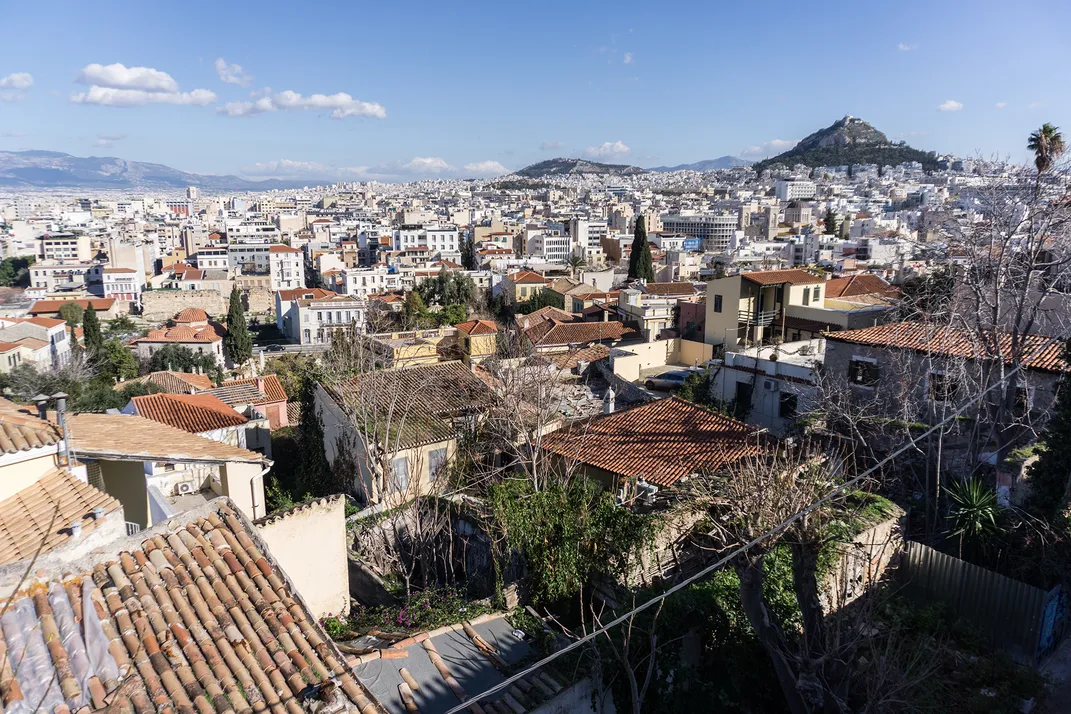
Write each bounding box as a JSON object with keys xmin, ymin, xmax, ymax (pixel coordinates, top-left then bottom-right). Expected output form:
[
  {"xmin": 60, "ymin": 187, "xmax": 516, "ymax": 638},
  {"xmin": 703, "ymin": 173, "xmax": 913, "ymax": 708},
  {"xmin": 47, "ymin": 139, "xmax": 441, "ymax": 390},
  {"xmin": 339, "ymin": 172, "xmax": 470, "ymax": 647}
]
[
  {"xmin": 223, "ymin": 286, "xmax": 253, "ymax": 366},
  {"xmin": 82, "ymin": 304, "xmax": 103, "ymax": 354},
  {"xmin": 628, "ymin": 216, "xmax": 654, "ymax": 280},
  {"xmin": 823, "ymin": 208, "xmax": 838, "ymax": 235}
]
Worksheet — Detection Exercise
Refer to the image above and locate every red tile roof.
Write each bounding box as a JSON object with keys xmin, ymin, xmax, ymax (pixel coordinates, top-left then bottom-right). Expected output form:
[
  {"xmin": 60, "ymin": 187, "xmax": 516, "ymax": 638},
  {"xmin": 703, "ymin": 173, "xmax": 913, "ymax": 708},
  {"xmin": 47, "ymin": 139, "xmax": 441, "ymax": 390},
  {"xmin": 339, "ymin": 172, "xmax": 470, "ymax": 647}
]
[
  {"xmin": 515, "ymin": 305, "xmax": 578, "ymax": 331},
  {"xmin": 507, "ymin": 269, "xmax": 548, "ymax": 284},
  {"xmin": 824, "ymin": 321, "xmax": 1070, "ymax": 374},
  {"xmin": 130, "ymin": 393, "xmax": 248, "ymax": 433},
  {"xmin": 455, "ymin": 319, "xmax": 499, "ymax": 335},
  {"xmin": 28, "ymin": 298, "xmax": 116, "ymax": 315},
  {"xmin": 742, "ymin": 269, "xmax": 822, "ymax": 286},
  {"xmin": 174, "ymin": 307, "xmax": 209, "ymax": 323},
  {"xmin": 269, "ymin": 244, "xmax": 302, "ymax": 253},
  {"xmin": 541, "ymin": 396, "xmax": 762, "ymax": 486},
  {"xmin": 277, "ymin": 287, "xmax": 333, "ymax": 301},
  {"xmin": 137, "ymin": 322, "xmax": 225, "ymax": 344},
  {"xmin": 824, "ymin": 274, "xmax": 899, "ymax": 299},
  {"xmin": 120, "ymin": 371, "xmax": 215, "ymax": 394},
  {"xmin": 220, "ymin": 374, "xmax": 288, "ymax": 403},
  {"xmin": 0, "ymin": 398, "xmax": 62, "ymax": 454},
  {"xmin": 524, "ymin": 319, "xmax": 633, "ymax": 347},
  {"xmin": 0, "ymin": 501, "xmax": 379, "ymax": 712}
]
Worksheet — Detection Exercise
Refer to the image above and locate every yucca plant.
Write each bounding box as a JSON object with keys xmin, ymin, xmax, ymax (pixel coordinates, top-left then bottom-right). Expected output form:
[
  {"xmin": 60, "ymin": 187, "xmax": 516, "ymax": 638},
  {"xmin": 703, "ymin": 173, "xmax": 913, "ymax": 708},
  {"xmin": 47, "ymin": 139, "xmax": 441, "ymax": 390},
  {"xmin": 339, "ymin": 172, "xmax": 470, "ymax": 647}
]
[{"xmin": 945, "ymin": 477, "xmax": 1001, "ymax": 559}]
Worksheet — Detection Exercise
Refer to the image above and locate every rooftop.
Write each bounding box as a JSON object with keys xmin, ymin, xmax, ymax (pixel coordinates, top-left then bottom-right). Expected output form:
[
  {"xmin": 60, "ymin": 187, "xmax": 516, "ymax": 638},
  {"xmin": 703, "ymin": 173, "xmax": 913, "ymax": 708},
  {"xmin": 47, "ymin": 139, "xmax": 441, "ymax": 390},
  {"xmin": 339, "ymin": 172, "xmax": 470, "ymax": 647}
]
[
  {"xmin": 118, "ymin": 371, "xmax": 215, "ymax": 394},
  {"xmin": 455, "ymin": 319, "xmax": 499, "ymax": 336},
  {"xmin": 218, "ymin": 375, "xmax": 288, "ymax": 403},
  {"xmin": 0, "ymin": 398, "xmax": 62, "ymax": 455},
  {"xmin": 129, "ymin": 393, "xmax": 249, "ymax": 433},
  {"xmin": 173, "ymin": 307, "xmax": 209, "ymax": 323},
  {"xmin": 641, "ymin": 281, "xmax": 698, "ymax": 296},
  {"xmin": 541, "ymin": 396, "xmax": 761, "ymax": 487},
  {"xmin": 66, "ymin": 413, "xmax": 266, "ymax": 464},
  {"xmin": 523, "ymin": 319, "xmax": 634, "ymax": 348},
  {"xmin": 741, "ymin": 269, "xmax": 823, "ymax": 286}
]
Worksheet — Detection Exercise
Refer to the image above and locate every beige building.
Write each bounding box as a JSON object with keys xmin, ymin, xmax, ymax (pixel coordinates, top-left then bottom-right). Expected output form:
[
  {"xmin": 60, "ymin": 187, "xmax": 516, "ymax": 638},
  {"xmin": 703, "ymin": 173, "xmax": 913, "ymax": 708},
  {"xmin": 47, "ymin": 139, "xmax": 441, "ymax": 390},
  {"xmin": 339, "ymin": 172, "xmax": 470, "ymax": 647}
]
[{"xmin": 455, "ymin": 319, "xmax": 498, "ymax": 365}]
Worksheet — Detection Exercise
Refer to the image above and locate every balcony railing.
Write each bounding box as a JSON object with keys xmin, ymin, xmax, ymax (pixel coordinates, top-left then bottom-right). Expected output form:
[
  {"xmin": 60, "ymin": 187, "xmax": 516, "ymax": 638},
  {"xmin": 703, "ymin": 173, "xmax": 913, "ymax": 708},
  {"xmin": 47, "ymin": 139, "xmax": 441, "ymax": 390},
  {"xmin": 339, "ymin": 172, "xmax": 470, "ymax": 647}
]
[
  {"xmin": 125, "ymin": 521, "xmax": 142, "ymax": 536},
  {"xmin": 738, "ymin": 309, "xmax": 779, "ymax": 326}
]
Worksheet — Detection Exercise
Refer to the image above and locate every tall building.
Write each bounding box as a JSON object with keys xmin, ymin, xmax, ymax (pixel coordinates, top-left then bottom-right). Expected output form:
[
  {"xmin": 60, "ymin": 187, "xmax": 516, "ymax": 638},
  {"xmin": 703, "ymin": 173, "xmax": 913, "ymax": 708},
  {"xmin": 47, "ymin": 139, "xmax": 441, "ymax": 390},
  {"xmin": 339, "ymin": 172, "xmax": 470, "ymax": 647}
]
[
  {"xmin": 186, "ymin": 186, "xmax": 200, "ymax": 200},
  {"xmin": 661, "ymin": 213, "xmax": 739, "ymax": 253},
  {"xmin": 775, "ymin": 179, "xmax": 817, "ymax": 201}
]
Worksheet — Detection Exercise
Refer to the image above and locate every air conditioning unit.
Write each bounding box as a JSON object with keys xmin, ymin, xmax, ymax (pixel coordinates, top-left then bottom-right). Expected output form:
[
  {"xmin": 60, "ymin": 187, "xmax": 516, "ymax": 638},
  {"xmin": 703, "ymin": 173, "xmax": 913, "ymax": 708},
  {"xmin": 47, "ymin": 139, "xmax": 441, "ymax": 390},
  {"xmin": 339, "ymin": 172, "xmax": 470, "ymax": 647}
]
[
  {"xmin": 763, "ymin": 379, "xmax": 779, "ymax": 391},
  {"xmin": 175, "ymin": 481, "xmax": 196, "ymax": 496}
]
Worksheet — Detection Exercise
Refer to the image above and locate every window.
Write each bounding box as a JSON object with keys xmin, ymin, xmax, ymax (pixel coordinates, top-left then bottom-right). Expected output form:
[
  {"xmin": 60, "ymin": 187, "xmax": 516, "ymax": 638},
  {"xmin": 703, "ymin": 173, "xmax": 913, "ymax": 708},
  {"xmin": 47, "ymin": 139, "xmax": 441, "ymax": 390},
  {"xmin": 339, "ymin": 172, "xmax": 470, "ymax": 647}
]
[
  {"xmin": 713, "ymin": 294, "xmax": 723, "ymax": 313},
  {"xmin": 929, "ymin": 371, "xmax": 956, "ymax": 402},
  {"xmin": 848, "ymin": 358, "xmax": 880, "ymax": 387},
  {"xmin": 779, "ymin": 393, "xmax": 798, "ymax": 419},
  {"xmin": 802, "ymin": 288, "xmax": 810, "ymax": 306},
  {"xmin": 391, "ymin": 457, "xmax": 409, "ymax": 491},
  {"xmin": 429, "ymin": 448, "xmax": 447, "ymax": 480}
]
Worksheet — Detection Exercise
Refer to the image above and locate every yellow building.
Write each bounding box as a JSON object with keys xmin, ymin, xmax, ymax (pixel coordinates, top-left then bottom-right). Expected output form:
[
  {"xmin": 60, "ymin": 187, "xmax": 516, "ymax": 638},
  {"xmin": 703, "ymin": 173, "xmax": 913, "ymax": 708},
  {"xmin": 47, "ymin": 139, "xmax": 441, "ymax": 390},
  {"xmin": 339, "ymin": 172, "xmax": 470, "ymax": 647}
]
[
  {"xmin": 503, "ymin": 269, "xmax": 549, "ymax": 302},
  {"xmin": 455, "ymin": 319, "xmax": 499, "ymax": 365}
]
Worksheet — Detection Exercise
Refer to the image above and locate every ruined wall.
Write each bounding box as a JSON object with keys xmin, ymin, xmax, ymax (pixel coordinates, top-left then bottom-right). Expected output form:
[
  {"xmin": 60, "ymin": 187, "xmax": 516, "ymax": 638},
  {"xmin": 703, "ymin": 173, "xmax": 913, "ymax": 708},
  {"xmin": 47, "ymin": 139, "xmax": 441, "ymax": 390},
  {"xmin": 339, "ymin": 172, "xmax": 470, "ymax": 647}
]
[{"xmin": 141, "ymin": 290, "xmax": 227, "ymax": 321}]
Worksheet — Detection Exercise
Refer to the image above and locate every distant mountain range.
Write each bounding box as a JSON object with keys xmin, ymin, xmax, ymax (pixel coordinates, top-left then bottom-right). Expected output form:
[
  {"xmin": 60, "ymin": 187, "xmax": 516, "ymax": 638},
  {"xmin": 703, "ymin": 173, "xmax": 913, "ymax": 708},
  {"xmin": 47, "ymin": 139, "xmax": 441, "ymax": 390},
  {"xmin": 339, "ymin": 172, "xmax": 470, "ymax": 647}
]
[
  {"xmin": 0, "ymin": 150, "xmax": 309, "ymax": 190},
  {"xmin": 513, "ymin": 158, "xmax": 646, "ymax": 178},
  {"xmin": 751, "ymin": 116, "xmax": 939, "ymax": 173},
  {"xmin": 648, "ymin": 156, "xmax": 753, "ymax": 172}
]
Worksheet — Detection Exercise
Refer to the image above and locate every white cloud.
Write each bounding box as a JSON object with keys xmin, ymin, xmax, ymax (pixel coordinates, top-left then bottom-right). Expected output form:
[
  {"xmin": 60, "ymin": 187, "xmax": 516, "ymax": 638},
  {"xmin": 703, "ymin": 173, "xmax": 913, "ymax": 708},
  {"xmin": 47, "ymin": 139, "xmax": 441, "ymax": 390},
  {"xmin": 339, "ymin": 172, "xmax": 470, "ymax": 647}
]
[
  {"xmin": 739, "ymin": 138, "xmax": 797, "ymax": 158},
  {"xmin": 539, "ymin": 140, "xmax": 562, "ymax": 151},
  {"xmin": 463, "ymin": 160, "xmax": 507, "ymax": 175},
  {"xmin": 250, "ymin": 86, "xmax": 272, "ymax": 98},
  {"xmin": 94, "ymin": 132, "xmax": 126, "ymax": 148},
  {"xmin": 215, "ymin": 58, "xmax": 252, "ymax": 87},
  {"xmin": 218, "ymin": 90, "xmax": 386, "ymax": 119},
  {"xmin": 897, "ymin": 42, "xmax": 917, "ymax": 51},
  {"xmin": 77, "ymin": 63, "xmax": 179, "ymax": 92},
  {"xmin": 937, "ymin": 99, "xmax": 963, "ymax": 112},
  {"xmin": 623, "ymin": 52, "xmax": 633, "ymax": 64},
  {"xmin": 71, "ymin": 86, "xmax": 217, "ymax": 107},
  {"xmin": 243, "ymin": 159, "xmax": 372, "ymax": 180},
  {"xmin": 0, "ymin": 73, "xmax": 33, "ymax": 90},
  {"xmin": 401, "ymin": 157, "xmax": 451, "ymax": 173},
  {"xmin": 585, "ymin": 140, "xmax": 630, "ymax": 158},
  {"xmin": 995, "ymin": 101, "xmax": 1007, "ymax": 109}
]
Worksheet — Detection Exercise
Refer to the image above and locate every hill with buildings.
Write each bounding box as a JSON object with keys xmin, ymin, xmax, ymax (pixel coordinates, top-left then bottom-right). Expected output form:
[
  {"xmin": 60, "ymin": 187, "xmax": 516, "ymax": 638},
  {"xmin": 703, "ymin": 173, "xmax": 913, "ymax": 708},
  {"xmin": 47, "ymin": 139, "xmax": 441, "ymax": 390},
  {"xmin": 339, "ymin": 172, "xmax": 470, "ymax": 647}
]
[
  {"xmin": 649, "ymin": 156, "xmax": 753, "ymax": 171},
  {"xmin": 514, "ymin": 158, "xmax": 646, "ymax": 178},
  {"xmin": 0, "ymin": 150, "xmax": 303, "ymax": 190},
  {"xmin": 752, "ymin": 116, "xmax": 939, "ymax": 173}
]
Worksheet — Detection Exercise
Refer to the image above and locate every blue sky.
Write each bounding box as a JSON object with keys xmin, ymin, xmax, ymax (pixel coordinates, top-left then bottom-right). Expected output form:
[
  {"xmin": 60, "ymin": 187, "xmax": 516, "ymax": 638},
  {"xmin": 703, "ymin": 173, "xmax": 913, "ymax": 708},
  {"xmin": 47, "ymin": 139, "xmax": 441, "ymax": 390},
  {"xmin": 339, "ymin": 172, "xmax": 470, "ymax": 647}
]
[{"xmin": 1, "ymin": 0, "xmax": 1068, "ymax": 180}]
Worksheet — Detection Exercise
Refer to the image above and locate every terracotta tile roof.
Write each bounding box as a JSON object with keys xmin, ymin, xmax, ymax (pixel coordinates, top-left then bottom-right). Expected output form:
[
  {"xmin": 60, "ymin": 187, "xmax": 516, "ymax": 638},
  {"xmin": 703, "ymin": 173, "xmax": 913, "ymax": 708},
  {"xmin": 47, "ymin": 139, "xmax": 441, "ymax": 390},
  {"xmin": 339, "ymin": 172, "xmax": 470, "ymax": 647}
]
[
  {"xmin": 541, "ymin": 396, "xmax": 762, "ymax": 486},
  {"xmin": 824, "ymin": 274, "xmax": 898, "ymax": 299},
  {"xmin": 66, "ymin": 413, "xmax": 266, "ymax": 463},
  {"xmin": 506, "ymin": 269, "xmax": 548, "ymax": 284},
  {"xmin": 515, "ymin": 305, "xmax": 578, "ymax": 331},
  {"xmin": 327, "ymin": 361, "xmax": 491, "ymax": 449},
  {"xmin": 207, "ymin": 383, "xmax": 266, "ymax": 406},
  {"xmin": 221, "ymin": 375, "xmax": 288, "ymax": 403},
  {"xmin": 103, "ymin": 267, "xmax": 137, "ymax": 274},
  {"xmin": 824, "ymin": 321, "xmax": 1071, "ymax": 374},
  {"xmin": 268, "ymin": 244, "xmax": 302, "ymax": 253},
  {"xmin": 0, "ymin": 500, "xmax": 379, "ymax": 713},
  {"xmin": 137, "ymin": 322, "xmax": 226, "ymax": 344},
  {"xmin": 286, "ymin": 402, "xmax": 302, "ymax": 426},
  {"xmin": 130, "ymin": 393, "xmax": 249, "ymax": 433},
  {"xmin": 14, "ymin": 337, "xmax": 48, "ymax": 350},
  {"xmin": 455, "ymin": 319, "xmax": 499, "ymax": 336},
  {"xmin": 642, "ymin": 281, "xmax": 698, "ymax": 296},
  {"xmin": 119, "ymin": 371, "xmax": 216, "ymax": 394},
  {"xmin": 0, "ymin": 398, "xmax": 62, "ymax": 454},
  {"xmin": 542, "ymin": 343, "xmax": 612, "ymax": 369},
  {"xmin": 28, "ymin": 298, "xmax": 115, "ymax": 315},
  {"xmin": 0, "ymin": 468, "xmax": 121, "ymax": 563},
  {"xmin": 524, "ymin": 319, "xmax": 633, "ymax": 347},
  {"xmin": 173, "ymin": 307, "xmax": 209, "ymax": 323},
  {"xmin": 742, "ymin": 269, "xmax": 822, "ymax": 286},
  {"xmin": 0, "ymin": 342, "xmax": 19, "ymax": 353},
  {"xmin": 277, "ymin": 287, "xmax": 333, "ymax": 302}
]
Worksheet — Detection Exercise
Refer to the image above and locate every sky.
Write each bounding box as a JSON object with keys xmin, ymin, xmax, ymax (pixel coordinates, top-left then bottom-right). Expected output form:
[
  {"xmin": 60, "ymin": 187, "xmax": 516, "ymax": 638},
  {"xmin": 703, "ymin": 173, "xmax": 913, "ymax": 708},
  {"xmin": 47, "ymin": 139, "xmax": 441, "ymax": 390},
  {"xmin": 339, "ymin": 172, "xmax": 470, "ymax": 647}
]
[{"xmin": 1, "ymin": 0, "xmax": 1069, "ymax": 181}]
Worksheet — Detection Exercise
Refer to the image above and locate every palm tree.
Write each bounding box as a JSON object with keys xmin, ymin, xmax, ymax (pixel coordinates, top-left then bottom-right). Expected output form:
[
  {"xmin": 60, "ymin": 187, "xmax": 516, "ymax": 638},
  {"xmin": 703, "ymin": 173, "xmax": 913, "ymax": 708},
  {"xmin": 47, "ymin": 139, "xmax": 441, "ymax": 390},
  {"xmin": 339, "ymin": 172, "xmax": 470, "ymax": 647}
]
[
  {"xmin": 566, "ymin": 254, "xmax": 587, "ymax": 279},
  {"xmin": 1028, "ymin": 123, "xmax": 1065, "ymax": 173}
]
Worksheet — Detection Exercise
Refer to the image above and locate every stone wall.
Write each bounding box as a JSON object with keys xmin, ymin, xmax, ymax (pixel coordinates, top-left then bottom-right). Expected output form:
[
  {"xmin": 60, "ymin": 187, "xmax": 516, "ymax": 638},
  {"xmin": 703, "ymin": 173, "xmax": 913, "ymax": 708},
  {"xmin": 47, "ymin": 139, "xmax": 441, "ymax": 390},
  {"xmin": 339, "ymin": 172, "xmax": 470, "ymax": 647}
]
[
  {"xmin": 246, "ymin": 287, "xmax": 275, "ymax": 315},
  {"xmin": 141, "ymin": 289, "xmax": 227, "ymax": 321},
  {"xmin": 823, "ymin": 508, "xmax": 905, "ymax": 612}
]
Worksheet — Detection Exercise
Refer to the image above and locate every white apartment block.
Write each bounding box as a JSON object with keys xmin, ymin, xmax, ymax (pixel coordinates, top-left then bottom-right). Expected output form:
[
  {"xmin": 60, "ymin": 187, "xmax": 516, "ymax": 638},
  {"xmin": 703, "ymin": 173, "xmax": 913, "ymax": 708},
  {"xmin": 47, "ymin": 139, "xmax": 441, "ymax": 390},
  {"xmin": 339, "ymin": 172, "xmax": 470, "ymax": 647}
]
[
  {"xmin": 29, "ymin": 261, "xmax": 103, "ymax": 291},
  {"xmin": 227, "ymin": 219, "xmax": 280, "ymax": 243},
  {"xmin": 102, "ymin": 268, "xmax": 144, "ymax": 304},
  {"xmin": 392, "ymin": 225, "xmax": 460, "ymax": 259},
  {"xmin": 661, "ymin": 213, "xmax": 740, "ymax": 253},
  {"xmin": 295, "ymin": 295, "xmax": 368, "ymax": 345},
  {"xmin": 268, "ymin": 245, "xmax": 305, "ymax": 291},
  {"xmin": 40, "ymin": 233, "xmax": 92, "ymax": 262},
  {"xmin": 228, "ymin": 243, "xmax": 272, "ymax": 274},
  {"xmin": 775, "ymin": 179, "xmax": 817, "ymax": 201},
  {"xmin": 526, "ymin": 230, "xmax": 571, "ymax": 263},
  {"xmin": 341, "ymin": 267, "xmax": 408, "ymax": 299},
  {"xmin": 193, "ymin": 246, "xmax": 230, "ymax": 271},
  {"xmin": 0, "ymin": 316, "xmax": 72, "ymax": 368}
]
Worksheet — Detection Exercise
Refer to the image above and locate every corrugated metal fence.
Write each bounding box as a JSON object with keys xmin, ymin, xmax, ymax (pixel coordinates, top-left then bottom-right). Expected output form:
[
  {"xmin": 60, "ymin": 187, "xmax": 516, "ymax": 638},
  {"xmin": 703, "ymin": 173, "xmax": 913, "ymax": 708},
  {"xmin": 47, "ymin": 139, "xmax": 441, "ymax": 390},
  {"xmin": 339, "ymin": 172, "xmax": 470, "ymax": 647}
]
[{"xmin": 899, "ymin": 540, "xmax": 1065, "ymax": 663}]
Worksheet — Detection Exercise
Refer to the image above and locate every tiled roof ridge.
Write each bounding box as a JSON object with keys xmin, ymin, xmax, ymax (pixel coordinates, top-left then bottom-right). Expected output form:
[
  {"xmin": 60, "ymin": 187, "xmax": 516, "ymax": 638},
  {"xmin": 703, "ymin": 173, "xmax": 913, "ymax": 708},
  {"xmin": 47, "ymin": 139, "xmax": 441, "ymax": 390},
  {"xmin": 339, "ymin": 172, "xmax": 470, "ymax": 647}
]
[{"xmin": 253, "ymin": 494, "xmax": 345, "ymax": 527}]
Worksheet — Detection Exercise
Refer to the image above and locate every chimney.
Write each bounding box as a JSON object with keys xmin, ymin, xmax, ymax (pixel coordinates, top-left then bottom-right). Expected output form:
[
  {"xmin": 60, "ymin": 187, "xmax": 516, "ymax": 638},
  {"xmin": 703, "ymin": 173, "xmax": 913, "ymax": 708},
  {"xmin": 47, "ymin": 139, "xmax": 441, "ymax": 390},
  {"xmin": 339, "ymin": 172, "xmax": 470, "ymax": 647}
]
[
  {"xmin": 69, "ymin": 520, "xmax": 82, "ymax": 538},
  {"xmin": 603, "ymin": 386, "xmax": 616, "ymax": 415},
  {"xmin": 53, "ymin": 392, "xmax": 74, "ymax": 468},
  {"xmin": 34, "ymin": 394, "xmax": 49, "ymax": 420}
]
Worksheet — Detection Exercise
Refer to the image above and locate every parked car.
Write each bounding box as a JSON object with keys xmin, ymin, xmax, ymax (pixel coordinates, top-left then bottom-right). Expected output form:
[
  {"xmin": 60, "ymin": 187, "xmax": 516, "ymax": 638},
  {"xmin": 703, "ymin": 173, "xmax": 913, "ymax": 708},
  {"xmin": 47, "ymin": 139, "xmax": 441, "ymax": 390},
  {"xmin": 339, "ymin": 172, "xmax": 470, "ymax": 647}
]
[
  {"xmin": 644, "ymin": 370, "xmax": 694, "ymax": 391},
  {"xmin": 265, "ymin": 344, "xmax": 286, "ymax": 352}
]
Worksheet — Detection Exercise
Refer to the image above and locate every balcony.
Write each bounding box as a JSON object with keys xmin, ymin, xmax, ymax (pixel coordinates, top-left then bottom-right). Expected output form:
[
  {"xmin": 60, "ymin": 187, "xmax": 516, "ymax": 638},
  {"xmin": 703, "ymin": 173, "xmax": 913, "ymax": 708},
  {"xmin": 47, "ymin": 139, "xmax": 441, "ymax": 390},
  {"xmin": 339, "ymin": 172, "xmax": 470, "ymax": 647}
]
[{"xmin": 738, "ymin": 309, "xmax": 779, "ymax": 326}]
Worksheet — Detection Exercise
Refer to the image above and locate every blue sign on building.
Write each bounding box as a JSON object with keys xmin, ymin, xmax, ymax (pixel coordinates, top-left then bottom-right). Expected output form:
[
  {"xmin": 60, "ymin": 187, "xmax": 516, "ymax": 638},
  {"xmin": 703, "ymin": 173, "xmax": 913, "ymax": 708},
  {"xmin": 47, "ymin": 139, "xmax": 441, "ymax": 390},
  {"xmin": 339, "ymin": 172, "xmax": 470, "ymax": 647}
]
[{"xmin": 683, "ymin": 237, "xmax": 701, "ymax": 251}]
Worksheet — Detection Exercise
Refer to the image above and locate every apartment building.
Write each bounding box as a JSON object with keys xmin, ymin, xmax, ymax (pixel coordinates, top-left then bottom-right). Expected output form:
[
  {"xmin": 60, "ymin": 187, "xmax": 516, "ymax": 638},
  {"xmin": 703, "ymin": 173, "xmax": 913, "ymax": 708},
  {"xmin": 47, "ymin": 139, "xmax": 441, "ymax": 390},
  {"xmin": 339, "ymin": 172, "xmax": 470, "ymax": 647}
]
[
  {"xmin": 775, "ymin": 179, "xmax": 817, "ymax": 201},
  {"xmin": 661, "ymin": 213, "xmax": 739, "ymax": 253},
  {"xmin": 392, "ymin": 224, "xmax": 460, "ymax": 259},
  {"xmin": 268, "ymin": 244, "xmax": 305, "ymax": 291},
  {"xmin": 39, "ymin": 232, "xmax": 92, "ymax": 262},
  {"xmin": 340, "ymin": 266, "xmax": 408, "ymax": 299},
  {"xmin": 0, "ymin": 316, "xmax": 72, "ymax": 368},
  {"xmin": 102, "ymin": 267, "xmax": 143, "ymax": 304},
  {"xmin": 293, "ymin": 293, "xmax": 368, "ymax": 345},
  {"xmin": 28, "ymin": 261, "xmax": 103, "ymax": 291}
]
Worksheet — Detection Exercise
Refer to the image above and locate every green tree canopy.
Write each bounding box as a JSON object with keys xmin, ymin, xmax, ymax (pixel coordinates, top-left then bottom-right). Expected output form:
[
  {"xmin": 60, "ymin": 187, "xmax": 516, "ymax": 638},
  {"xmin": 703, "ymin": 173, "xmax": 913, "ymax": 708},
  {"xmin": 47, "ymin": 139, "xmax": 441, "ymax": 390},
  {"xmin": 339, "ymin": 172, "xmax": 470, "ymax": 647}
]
[
  {"xmin": 82, "ymin": 305, "xmax": 103, "ymax": 354},
  {"xmin": 148, "ymin": 344, "xmax": 223, "ymax": 382},
  {"xmin": 96, "ymin": 338, "xmax": 139, "ymax": 384},
  {"xmin": 223, "ymin": 286, "xmax": 252, "ymax": 366},
  {"xmin": 59, "ymin": 302, "xmax": 84, "ymax": 327},
  {"xmin": 823, "ymin": 208, "xmax": 838, "ymax": 235},
  {"xmin": 628, "ymin": 216, "xmax": 655, "ymax": 281},
  {"xmin": 72, "ymin": 380, "xmax": 164, "ymax": 413}
]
